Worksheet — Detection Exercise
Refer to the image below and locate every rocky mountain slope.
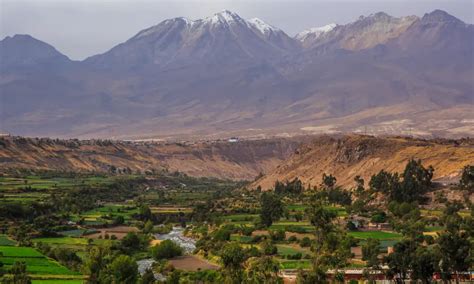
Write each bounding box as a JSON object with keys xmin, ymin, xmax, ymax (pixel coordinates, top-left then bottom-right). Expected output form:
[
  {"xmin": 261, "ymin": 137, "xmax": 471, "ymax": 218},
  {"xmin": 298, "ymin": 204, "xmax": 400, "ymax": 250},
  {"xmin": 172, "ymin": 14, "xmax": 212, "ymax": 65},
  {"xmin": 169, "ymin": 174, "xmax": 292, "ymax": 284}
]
[
  {"xmin": 0, "ymin": 10, "xmax": 472, "ymax": 139},
  {"xmin": 296, "ymin": 12, "xmax": 417, "ymax": 50},
  {"xmin": 0, "ymin": 34, "xmax": 72, "ymax": 70},
  {"xmin": 251, "ymin": 135, "xmax": 474, "ymax": 189},
  {"xmin": 0, "ymin": 136, "xmax": 306, "ymax": 180},
  {"xmin": 85, "ymin": 10, "xmax": 298, "ymax": 69}
]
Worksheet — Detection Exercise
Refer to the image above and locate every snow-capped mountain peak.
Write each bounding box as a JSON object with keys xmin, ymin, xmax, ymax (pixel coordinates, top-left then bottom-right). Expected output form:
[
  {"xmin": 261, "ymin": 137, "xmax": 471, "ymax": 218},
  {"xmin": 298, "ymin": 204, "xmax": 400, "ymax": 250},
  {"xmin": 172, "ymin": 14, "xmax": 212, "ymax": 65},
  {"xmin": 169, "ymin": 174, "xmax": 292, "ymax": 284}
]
[
  {"xmin": 295, "ymin": 23, "xmax": 337, "ymax": 41},
  {"xmin": 207, "ymin": 10, "xmax": 243, "ymax": 24},
  {"xmin": 248, "ymin": 18, "xmax": 280, "ymax": 34}
]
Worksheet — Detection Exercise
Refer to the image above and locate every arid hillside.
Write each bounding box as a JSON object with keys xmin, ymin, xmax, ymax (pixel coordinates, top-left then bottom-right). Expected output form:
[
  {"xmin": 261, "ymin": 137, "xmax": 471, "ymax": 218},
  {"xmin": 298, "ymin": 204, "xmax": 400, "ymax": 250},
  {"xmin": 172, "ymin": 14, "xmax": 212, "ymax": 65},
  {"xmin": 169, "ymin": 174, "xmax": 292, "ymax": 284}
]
[
  {"xmin": 0, "ymin": 136, "xmax": 307, "ymax": 180},
  {"xmin": 251, "ymin": 135, "xmax": 474, "ymax": 190}
]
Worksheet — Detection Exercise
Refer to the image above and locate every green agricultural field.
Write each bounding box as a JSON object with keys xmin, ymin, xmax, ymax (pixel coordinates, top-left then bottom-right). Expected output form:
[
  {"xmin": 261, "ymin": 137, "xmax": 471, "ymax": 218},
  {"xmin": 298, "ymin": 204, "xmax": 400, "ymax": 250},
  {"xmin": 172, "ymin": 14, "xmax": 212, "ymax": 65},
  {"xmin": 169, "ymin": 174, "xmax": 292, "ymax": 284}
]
[
  {"xmin": 32, "ymin": 237, "xmax": 112, "ymax": 252},
  {"xmin": 0, "ymin": 175, "xmax": 122, "ymax": 191},
  {"xmin": 33, "ymin": 237, "xmax": 89, "ymax": 245},
  {"xmin": 0, "ymin": 234, "xmax": 16, "ymax": 246},
  {"xmin": 0, "ymin": 192, "xmax": 49, "ymax": 205},
  {"xmin": 424, "ymin": 226, "xmax": 443, "ymax": 232},
  {"xmin": 32, "ymin": 280, "xmax": 85, "ymax": 284},
  {"xmin": 230, "ymin": 234, "xmax": 253, "ymax": 243},
  {"xmin": 270, "ymin": 221, "xmax": 313, "ymax": 232},
  {"xmin": 418, "ymin": 209, "xmax": 471, "ymax": 218},
  {"xmin": 285, "ymin": 205, "xmax": 347, "ymax": 216},
  {"xmin": 0, "ymin": 246, "xmax": 80, "ymax": 276},
  {"xmin": 279, "ymin": 259, "xmax": 311, "ymax": 269},
  {"xmin": 286, "ymin": 204, "xmax": 308, "ymax": 212},
  {"xmin": 326, "ymin": 206, "xmax": 347, "ymax": 217},
  {"xmin": 72, "ymin": 204, "xmax": 139, "ymax": 224},
  {"xmin": 348, "ymin": 231, "xmax": 402, "ymax": 240},
  {"xmin": 1, "ymin": 256, "xmax": 57, "ymax": 266},
  {"xmin": 276, "ymin": 244, "xmax": 309, "ymax": 257},
  {"xmin": 220, "ymin": 214, "xmax": 258, "ymax": 222},
  {"xmin": 0, "ymin": 246, "xmax": 44, "ymax": 257}
]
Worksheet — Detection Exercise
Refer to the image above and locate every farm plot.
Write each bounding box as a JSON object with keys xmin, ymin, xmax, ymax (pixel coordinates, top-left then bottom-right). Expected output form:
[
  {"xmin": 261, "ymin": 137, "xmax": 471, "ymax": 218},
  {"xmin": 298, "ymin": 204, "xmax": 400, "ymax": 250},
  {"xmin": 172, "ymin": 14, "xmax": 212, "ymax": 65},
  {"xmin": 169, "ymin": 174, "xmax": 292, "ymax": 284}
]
[
  {"xmin": 0, "ymin": 246, "xmax": 80, "ymax": 277},
  {"xmin": 0, "ymin": 234, "xmax": 16, "ymax": 246},
  {"xmin": 286, "ymin": 204, "xmax": 308, "ymax": 212},
  {"xmin": 230, "ymin": 234, "xmax": 253, "ymax": 243},
  {"xmin": 151, "ymin": 206, "xmax": 193, "ymax": 214},
  {"xmin": 71, "ymin": 204, "xmax": 139, "ymax": 225},
  {"xmin": 270, "ymin": 222, "xmax": 314, "ymax": 233},
  {"xmin": 285, "ymin": 205, "xmax": 347, "ymax": 216},
  {"xmin": 32, "ymin": 280, "xmax": 84, "ymax": 284},
  {"xmin": 0, "ymin": 175, "xmax": 115, "ymax": 191},
  {"xmin": 276, "ymin": 244, "xmax": 310, "ymax": 258},
  {"xmin": 0, "ymin": 192, "xmax": 49, "ymax": 205},
  {"xmin": 32, "ymin": 237, "xmax": 89, "ymax": 246},
  {"xmin": 348, "ymin": 231, "xmax": 402, "ymax": 240},
  {"xmin": 279, "ymin": 259, "xmax": 311, "ymax": 270}
]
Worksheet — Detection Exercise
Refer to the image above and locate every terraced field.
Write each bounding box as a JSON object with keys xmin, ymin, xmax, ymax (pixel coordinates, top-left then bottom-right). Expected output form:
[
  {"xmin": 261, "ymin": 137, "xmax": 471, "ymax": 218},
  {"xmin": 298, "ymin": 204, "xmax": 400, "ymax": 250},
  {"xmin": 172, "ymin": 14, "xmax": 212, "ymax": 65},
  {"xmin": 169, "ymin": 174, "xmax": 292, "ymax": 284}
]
[
  {"xmin": 0, "ymin": 234, "xmax": 16, "ymax": 246},
  {"xmin": 32, "ymin": 280, "xmax": 84, "ymax": 284},
  {"xmin": 71, "ymin": 203, "xmax": 139, "ymax": 225},
  {"xmin": 0, "ymin": 175, "xmax": 115, "ymax": 191},
  {"xmin": 0, "ymin": 246, "xmax": 83, "ymax": 281}
]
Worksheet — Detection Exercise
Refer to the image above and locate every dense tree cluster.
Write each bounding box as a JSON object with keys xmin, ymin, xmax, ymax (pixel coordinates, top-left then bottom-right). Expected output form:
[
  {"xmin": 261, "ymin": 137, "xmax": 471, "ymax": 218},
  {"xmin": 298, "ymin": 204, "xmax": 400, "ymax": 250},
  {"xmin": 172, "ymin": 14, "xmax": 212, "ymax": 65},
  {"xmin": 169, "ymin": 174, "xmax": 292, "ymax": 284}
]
[
  {"xmin": 460, "ymin": 164, "xmax": 474, "ymax": 191},
  {"xmin": 274, "ymin": 178, "xmax": 304, "ymax": 195},
  {"xmin": 370, "ymin": 159, "xmax": 433, "ymax": 203},
  {"xmin": 259, "ymin": 192, "xmax": 283, "ymax": 227}
]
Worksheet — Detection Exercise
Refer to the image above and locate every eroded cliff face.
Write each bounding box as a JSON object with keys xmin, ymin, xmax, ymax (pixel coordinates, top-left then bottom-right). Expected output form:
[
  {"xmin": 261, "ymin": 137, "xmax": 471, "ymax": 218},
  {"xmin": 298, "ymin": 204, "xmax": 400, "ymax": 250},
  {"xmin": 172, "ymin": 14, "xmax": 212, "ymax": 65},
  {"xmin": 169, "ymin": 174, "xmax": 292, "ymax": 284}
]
[
  {"xmin": 2, "ymin": 135, "xmax": 472, "ymax": 185},
  {"xmin": 0, "ymin": 136, "xmax": 306, "ymax": 180},
  {"xmin": 251, "ymin": 135, "xmax": 474, "ymax": 190}
]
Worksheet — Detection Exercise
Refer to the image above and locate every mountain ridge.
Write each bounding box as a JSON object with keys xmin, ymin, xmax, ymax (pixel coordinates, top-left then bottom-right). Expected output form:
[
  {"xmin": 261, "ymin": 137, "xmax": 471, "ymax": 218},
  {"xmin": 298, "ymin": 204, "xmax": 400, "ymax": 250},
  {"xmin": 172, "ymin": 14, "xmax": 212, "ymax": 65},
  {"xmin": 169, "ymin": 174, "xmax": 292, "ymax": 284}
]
[{"xmin": 0, "ymin": 9, "xmax": 472, "ymax": 139}]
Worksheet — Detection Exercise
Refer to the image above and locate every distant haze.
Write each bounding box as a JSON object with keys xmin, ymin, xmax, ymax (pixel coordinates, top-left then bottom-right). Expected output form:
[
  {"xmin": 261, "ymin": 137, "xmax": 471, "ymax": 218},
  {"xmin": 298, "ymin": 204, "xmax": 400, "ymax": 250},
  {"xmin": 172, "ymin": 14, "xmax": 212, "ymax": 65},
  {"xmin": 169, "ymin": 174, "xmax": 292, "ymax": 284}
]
[{"xmin": 1, "ymin": 0, "xmax": 472, "ymax": 60}]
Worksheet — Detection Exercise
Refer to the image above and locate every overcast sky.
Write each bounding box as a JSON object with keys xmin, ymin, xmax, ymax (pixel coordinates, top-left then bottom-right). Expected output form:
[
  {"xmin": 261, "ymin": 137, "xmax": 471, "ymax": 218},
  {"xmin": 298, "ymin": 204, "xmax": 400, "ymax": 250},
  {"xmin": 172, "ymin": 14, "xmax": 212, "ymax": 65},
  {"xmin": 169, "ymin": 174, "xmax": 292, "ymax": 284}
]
[{"xmin": 1, "ymin": 0, "xmax": 472, "ymax": 60}]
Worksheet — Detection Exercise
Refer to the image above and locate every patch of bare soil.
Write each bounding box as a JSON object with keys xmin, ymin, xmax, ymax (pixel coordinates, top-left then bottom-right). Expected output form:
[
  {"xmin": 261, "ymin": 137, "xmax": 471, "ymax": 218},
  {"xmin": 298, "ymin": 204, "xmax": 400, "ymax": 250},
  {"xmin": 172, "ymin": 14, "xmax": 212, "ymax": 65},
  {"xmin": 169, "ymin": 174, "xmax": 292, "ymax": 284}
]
[{"xmin": 169, "ymin": 255, "xmax": 220, "ymax": 271}]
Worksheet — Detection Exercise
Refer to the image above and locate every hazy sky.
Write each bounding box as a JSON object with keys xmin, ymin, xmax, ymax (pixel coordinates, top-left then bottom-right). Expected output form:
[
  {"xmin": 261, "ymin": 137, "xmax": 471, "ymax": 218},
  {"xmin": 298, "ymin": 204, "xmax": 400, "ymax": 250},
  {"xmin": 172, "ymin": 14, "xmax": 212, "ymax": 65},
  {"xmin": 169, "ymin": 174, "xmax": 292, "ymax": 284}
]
[{"xmin": 1, "ymin": 0, "xmax": 472, "ymax": 60}]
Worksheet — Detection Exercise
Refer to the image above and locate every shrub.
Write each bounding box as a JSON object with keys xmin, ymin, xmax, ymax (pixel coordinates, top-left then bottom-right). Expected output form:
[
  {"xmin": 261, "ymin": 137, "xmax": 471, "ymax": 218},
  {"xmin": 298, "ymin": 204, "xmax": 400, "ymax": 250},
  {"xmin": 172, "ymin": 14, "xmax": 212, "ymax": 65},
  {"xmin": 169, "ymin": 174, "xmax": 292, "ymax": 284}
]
[
  {"xmin": 269, "ymin": 229, "xmax": 285, "ymax": 241},
  {"xmin": 261, "ymin": 240, "xmax": 277, "ymax": 255},
  {"xmin": 299, "ymin": 237, "xmax": 311, "ymax": 247},
  {"xmin": 288, "ymin": 236, "xmax": 298, "ymax": 242},
  {"xmin": 251, "ymin": 235, "xmax": 264, "ymax": 243},
  {"xmin": 241, "ymin": 226, "xmax": 255, "ymax": 236},
  {"xmin": 246, "ymin": 246, "xmax": 261, "ymax": 258},
  {"xmin": 287, "ymin": 252, "xmax": 302, "ymax": 260},
  {"xmin": 213, "ymin": 228, "xmax": 231, "ymax": 241},
  {"xmin": 346, "ymin": 221, "xmax": 357, "ymax": 231},
  {"xmin": 152, "ymin": 240, "xmax": 183, "ymax": 260},
  {"xmin": 285, "ymin": 225, "xmax": 306, "ymax": 234},
  {"xmin": 371, "ymin": 212, "xmax": 387, "ymax": 223}
]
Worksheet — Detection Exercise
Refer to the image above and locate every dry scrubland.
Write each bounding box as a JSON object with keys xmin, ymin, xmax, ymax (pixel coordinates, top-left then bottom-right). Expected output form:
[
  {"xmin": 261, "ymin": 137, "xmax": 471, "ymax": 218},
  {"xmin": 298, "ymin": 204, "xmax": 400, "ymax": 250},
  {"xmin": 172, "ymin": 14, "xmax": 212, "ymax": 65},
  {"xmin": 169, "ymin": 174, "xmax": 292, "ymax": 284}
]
[
  {"xmin": 252, "ymin": 135, "xmax": 474, "ymax": 189},
  {"xmin": 2, "ymin": 135, "xmax": 472, "ymax": 187},
  {"xmin": 0, "ymin": 136, "xmax": 305, "ymax": 180}
]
